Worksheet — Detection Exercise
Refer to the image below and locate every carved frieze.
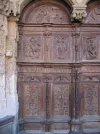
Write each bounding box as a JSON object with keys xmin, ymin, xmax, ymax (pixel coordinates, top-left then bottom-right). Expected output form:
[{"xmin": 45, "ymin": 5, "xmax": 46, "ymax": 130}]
[
  {"xmin": 53, "ymin": 84, "xmax": 69, "ymax": 116},
  {"xmin": 82, "ymin": 76, "xmax": 99, "ymax": 82},
  {"xmin": 84, "ymin": 84, "xmax": 98, "ymax": 115}
]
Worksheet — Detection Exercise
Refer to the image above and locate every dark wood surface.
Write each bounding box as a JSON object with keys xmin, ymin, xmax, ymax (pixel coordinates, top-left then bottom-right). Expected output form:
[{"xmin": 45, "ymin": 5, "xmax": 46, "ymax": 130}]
[{"xmin": 18, "ymin": 0, "xmax": 100, "ymax": 133}]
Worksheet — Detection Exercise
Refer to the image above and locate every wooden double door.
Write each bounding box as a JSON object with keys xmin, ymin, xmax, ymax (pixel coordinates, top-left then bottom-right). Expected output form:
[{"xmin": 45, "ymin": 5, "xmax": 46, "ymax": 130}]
[
  {"xmin": 18, "ymin": 0, "xmax": 100, "ymax": 133},
  {"xmin": 18, "ymin": 66, "xmax": 74, "ymax": 133}
]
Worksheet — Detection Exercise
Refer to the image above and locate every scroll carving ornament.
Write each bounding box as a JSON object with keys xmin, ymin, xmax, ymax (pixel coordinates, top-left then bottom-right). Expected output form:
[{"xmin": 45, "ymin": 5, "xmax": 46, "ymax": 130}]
[
  {"xmin": 54, "ymin": 84, "xmax": 69, "ymax": 116},
  {"xmin": 84, "ymin": 84, "xmax": 98, "ymax": 115},
  {"xmin": 24, "ymin": 83, "xmax": 41, "ymax": 116}
]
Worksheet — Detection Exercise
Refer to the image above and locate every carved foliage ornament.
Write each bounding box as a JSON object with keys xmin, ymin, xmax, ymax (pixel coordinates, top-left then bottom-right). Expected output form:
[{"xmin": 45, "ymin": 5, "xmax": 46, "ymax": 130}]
[
  {"xmin": 24, "ymin": 83, "xmax": 41, "ymax": 116},
  {"xmin": 84, "ymin": 84, "xmax": 98, "ymax": 115},
  {"xmin": 54, "ymin": 84, "xmax": 69, "ymax": 116}
]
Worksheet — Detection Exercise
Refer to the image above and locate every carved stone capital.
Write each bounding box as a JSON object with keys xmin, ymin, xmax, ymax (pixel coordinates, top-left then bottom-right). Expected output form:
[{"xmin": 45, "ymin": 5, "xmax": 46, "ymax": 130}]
[{"xmin": 71, "ymin": 4, "xmax": 87, "ymax": 21}]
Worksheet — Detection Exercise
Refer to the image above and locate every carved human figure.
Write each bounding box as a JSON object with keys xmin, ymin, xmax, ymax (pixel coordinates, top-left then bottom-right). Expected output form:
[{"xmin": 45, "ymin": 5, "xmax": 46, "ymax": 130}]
[
  {"xmin": 84, "ymin": 38, "xmax": 97, "ymax": 60},
  {"xmin": 25, "ymin": 37, "xmax": 41, "ymax": 59},
  {"xmin": 55, "ymin": 37, "xmax": 68, "ymax": 59}
]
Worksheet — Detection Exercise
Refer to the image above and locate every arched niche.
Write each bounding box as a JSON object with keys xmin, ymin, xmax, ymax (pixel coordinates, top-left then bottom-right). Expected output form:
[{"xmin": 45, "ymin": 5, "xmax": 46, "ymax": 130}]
[
  {"xmin": 85, "ymin": 0, "xmax": 100, "ymax": 24},
  {"xmin": 19, "ymin": 0, "xmax": 71, "ymax": 24}
]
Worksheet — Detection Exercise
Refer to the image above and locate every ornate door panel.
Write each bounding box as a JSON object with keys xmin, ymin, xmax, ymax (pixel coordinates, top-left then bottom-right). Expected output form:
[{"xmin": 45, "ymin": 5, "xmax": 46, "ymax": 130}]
[
  {"xmin": 79, "ymin": 26, "xmax": 100, "ymax": 62},
  {"xmin": 18, "ymin": 66, "xmax": 72, "ymax": 133},
  {"xmin": 18, "ymin": 26, "xmax": 74, "ymax": 63},
  {"xmin": 18, "ymin": 72, "xmax": 46, "ymax": 133},
  {"xmin": 18, "ymin": 0, "xmax": 100, "ymax": 134}
]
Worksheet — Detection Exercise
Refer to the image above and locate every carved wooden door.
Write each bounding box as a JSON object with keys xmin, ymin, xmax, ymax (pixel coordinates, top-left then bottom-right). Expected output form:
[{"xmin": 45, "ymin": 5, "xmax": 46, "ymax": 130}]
[{"xmin": 18, "ymin": 0, "xmax": 100, "ymax": 134}]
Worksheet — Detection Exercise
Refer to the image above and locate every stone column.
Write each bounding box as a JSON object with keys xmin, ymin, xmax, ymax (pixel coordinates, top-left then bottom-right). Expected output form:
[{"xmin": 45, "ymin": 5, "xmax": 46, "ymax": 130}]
[
  {"xmin": 5, "ymin": 16, "xmax": 18, "ymax": 117},
  {"xmin": 0, "ymin": 14, "xmax": 8, "ymax": 118}
]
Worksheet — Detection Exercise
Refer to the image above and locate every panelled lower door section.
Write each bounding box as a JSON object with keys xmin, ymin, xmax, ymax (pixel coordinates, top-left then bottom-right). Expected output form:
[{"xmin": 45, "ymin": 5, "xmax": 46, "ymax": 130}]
[
  {"xmin": 18, "ymin": 67, "xmax": 71, "ymax": 133},
  {"xmin": 19, "ymin": 73, "xmax": 45, "ymax": 133},
  {"xmin": 50, "ymin": 74, "xmax": 71, "ymax": 134}
]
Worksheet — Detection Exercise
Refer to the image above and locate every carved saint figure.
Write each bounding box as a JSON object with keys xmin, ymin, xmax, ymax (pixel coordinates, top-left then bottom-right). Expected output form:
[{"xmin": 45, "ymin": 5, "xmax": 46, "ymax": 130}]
[
  {"xmin": 55, "ymin": 37, "xmax": 68, "ymax": 59},
  {"xmin": 25, "ymin": 37, "xmax": 41, "ymax": 59},
  {"xmin": 84, "ymin": 38, "xmax": 97, "ymax": 60}
]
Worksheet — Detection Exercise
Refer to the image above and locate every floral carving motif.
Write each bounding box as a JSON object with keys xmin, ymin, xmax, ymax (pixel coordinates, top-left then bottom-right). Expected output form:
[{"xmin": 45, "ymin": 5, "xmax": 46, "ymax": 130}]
[
  {"xmin": 84, "ymin": 37, "xmax": 97, "ymax": 60},
  {"xmin": 54, "ymin": 84, "xmax": 69, "ymax": 116},
  {"xmin": 24, "ymin": 83, "xmax": 41, "ymax": 116},
  {"xmin": 25, "ymin": 37, "xmax": 41, "ymax": 59},
  {"xmin": 84, "ymin": 84, "xmax": 98, "ymax": 115}
]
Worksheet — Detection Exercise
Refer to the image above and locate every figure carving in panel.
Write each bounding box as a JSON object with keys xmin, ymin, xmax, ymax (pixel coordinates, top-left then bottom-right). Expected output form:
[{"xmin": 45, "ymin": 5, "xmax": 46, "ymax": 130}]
[
  {"xmin": 84, "ymin": 84, "xmax": 98, "ymax": 115},
  {"xmin": 83, "ymin": 37, "xmax": 98, "ymax": 60},
  {"xmin": 23, "ymin": 83, "xmax": 41, "ymax": 116},
  {"xmin": 54, "ymin": 36, "xmax": 69, "ymax": 60},
  {"xmin": 85, "ymin": 5, "xmax": 100, "ymax": 24},
  {"xmin": 24, "ymin": 37, "xmax": 41, "ymax": 60},
  {"xmin": 24, "ymin": 4, "xmax": 69, "ymax": 24},
  {"xmin": 53, "ymin": 85, "xmax": 69, "ymax": 116}
]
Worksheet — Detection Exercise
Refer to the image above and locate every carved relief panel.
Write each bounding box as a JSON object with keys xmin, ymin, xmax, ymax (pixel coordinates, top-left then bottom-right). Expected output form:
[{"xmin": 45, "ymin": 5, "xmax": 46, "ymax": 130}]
[
  {"xmin": 51, "ymin": 33, "xmax": 73, "ymax": 63},
  {"xmin": 23, "ymin": 83, "xmax": 43, "ymax": 117},
  {"xmin": 80, "ymin": 32, "xmax": 100, "ymax": 61},
  {"xmin": 84, "ymin": 83, "xmax": 99, "ymax": 116},
  {"xmin": 20, "ymin": 34, "xmax": 44, "ymax": 62},
  {"xmin": 51, "ymin": 75, "xmax": 71, "ymax": 120},
  {"xmin": 21, "ymin": 1, "xmax": 70, "ymax": 24},
  {"xmin": 80, "ymin": 75, "xmax": 100, "ymax": 119}
]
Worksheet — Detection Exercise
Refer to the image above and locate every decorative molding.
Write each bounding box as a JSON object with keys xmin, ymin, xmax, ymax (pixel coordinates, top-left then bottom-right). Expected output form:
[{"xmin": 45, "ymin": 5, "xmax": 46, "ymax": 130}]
[{"xmin": 71, "ymin": 4, "xmax": 87, "ymax": 21}]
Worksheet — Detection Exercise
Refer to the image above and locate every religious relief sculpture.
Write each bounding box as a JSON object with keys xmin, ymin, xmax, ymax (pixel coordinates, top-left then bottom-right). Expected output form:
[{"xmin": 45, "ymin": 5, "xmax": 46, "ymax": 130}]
[
  {"xmin": 85, "ymin": 5, "xmax": 100, "ymax": 24},
  {"xmin": 24, "ymin": 83, "xmax": 41, "ymax": 116},
  {"xmin": 84, "ymin": 37, "xmax": 97, "ymax": 60},
  {"xmin": 26, "ymin": 4, "xmax": 69, "ymax": 24},
  {"xmin": 24, "ymin": 37, "xmax": 41, "ymax": 60},
  {"xmin": 54, "ymin": 85, "xmax": 69, "ymax": 116},
  {"xmin": 84, "ymin": 84, "xmax": 98, "ymax": 115},
  {"xmin": 54, "ymin": 36, "xmax": 69, "ymax": 59}
]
